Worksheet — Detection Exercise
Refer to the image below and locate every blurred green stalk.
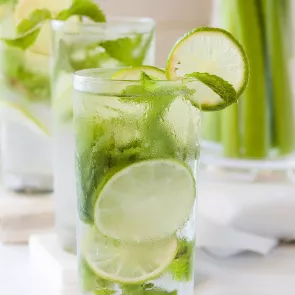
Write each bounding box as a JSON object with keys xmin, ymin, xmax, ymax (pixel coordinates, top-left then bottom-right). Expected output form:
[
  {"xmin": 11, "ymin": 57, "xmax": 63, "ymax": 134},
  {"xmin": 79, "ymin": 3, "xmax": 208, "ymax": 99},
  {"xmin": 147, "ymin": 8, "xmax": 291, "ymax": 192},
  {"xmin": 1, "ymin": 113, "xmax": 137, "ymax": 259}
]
[{"xmin": 203, "ymin": 0, "xmax": 294, "ymax": 159}]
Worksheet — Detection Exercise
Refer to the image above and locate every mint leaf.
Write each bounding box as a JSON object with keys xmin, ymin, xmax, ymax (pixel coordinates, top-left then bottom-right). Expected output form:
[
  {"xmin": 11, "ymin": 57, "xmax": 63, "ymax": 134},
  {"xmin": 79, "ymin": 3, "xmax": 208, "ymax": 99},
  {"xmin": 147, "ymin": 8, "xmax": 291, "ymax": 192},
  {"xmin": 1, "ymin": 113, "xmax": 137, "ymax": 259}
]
[
  {"xmin": 0, "ymin": 0, "xmax": 16, "ymax": 5},
  {"xmin": 17, "ymin": 9, "xmax": 51, "ymax": 34},
  {"xmin": 184, "ymin": 72, "xmax": 236, "ymax": 104},
  {"xmin": 2, "ymin": 0, "xmax": 106, "ymax": 51},
  {"xmin": 75, "ymin": 117, "xmax": 144, "ymax": 223},
  {"xmin": 53, "ymin": 40, "xmax": 112, "ymax": 78},
  {"xmin": 140, "ymin": 71, "xmax": 153, "ymax": 82},
  {"xmin": 168, "ymin": 239, "xmax": 194, "ymax": 281},
  {"xmin": 0, "ymin": 0, "xmax": 17, "ymax": 5},
  {"xmin": 119, "ymin": 74, "xmax": 191, "ymax": 159},
  {"xmin": 56, "ymin": 0, "xmax": 106, "ymax": 22},
  {"xmin": 100, "ymin": 30, "xmax": 154, "ymax": 66},
  {"xmin": 120, "ymin": 76, "xmax": 195, "ymax": 102},
  {"xmin": 1, "ymin": 9, "xmax": 51, "ymax": 50},
  {"xmin": 121, "ymin": 284, "xmax": 177, "ymax": 295},
  {"xmin": 2, "ymin": 48, "xmax": 50, "ymax": 102}
]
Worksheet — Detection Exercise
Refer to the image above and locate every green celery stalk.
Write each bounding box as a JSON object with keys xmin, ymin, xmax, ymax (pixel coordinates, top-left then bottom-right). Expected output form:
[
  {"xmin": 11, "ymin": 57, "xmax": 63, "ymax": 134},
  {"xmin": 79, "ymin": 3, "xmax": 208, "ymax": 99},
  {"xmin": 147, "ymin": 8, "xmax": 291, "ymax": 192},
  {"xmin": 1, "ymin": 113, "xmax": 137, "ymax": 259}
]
[
  {"xmin": 201, "ymin": 112, "xmax": 221, "ymax": 142},
  {"xmin": 221, "ymin": 103, "xmax": 240, "ymax": 157},
  {"xmin": 279, "ymin": 0, "xmax": 292, "ymax": 58},
  {"xmin": 219, "ymin": 0, "xmax": 241, "ymax": 157},
  {"xmin": 233, "ymin": 0, "xmax": 268, "ymax": 158},
  {"xmin": 263, "ymin": 0, "xmax": 294, "ymax": 155}
]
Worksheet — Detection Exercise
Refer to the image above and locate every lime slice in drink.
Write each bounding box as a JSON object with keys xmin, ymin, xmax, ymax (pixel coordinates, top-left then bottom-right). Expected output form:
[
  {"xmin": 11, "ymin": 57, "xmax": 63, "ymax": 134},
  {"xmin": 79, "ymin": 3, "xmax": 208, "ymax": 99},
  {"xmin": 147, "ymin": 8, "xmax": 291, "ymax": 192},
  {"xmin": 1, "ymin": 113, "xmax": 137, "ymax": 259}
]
[
  {"xmin": 82, "ymin": 227, "xmax": 178, "ymax": 284},
  {"xmin": 0, "ymin": 101, "xmax": 50, "ymax": 136},
  {"xmin": 167, "ymin": 27, "xmax": 249, "ymax": 109},
  {"xmin": 94, "ymin": 159, "xmax": 196, "ymax": 242},
  {"xmin": 112, "ymin": 66, "xmax": 166, "ymax": 80}
]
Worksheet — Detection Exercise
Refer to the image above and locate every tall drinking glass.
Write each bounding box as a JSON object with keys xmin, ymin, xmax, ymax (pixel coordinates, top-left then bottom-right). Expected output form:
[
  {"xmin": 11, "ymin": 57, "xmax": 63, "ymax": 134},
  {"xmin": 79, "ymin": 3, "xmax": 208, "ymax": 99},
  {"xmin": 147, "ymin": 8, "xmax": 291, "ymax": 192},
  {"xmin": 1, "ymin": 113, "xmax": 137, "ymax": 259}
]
[
  {"xmin": 73, "ymin": 68, "xmax": 200, "ymax": 295},
  {"xmin": 51, "ymin": 18, "xmax": 155, "ymax": 252},
  {"xmin": 0, "ymin": 2, "xmax": 52, "ymax": 192}
]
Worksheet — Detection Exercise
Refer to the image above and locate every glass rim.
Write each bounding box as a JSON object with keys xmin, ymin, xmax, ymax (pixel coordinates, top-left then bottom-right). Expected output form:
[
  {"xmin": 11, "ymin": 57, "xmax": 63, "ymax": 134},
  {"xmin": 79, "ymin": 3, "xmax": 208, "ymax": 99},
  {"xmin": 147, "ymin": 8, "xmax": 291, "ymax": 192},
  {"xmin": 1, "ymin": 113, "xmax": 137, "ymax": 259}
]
[
  {"xmin": 73, "ymin": 68, "xmax": 201, "ymax": 95},
  {"xmin": 51, "ymin": 16, "xmax": 155, "ymax": 32},
  {"xmin": 73, "ymin": 68, "xmax": 179, "ymax": 84}
]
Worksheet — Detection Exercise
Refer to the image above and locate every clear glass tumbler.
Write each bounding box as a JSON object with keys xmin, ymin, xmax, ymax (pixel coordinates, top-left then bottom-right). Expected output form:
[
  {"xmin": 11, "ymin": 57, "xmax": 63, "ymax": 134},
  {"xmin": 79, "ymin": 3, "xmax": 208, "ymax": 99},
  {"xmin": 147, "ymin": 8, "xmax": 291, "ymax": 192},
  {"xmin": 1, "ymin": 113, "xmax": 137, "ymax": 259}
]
[
  {"xmin": 0, "ymin": 2, "xmax": 52, "ymax": 192},
  {"xmin": 73, "ymin": 68, "xmax": 200, "ymax": 295},
  {"xmin": 51, "ymin": 18, "xmax": 155, "ymax": 252}
]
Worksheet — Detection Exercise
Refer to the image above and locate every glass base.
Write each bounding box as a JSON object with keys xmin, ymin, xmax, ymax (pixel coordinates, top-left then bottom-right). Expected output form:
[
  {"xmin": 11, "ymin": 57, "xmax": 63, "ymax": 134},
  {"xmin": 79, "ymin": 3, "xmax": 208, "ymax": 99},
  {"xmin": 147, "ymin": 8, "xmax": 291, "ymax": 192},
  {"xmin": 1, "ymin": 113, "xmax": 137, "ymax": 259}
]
[
  {"xmin": 3, "ymin": 173, "xmax": 53, "ymax": 193},
  {"xmin": 201, "ymin": 141, "xmax": 295, "ymax": 183}
]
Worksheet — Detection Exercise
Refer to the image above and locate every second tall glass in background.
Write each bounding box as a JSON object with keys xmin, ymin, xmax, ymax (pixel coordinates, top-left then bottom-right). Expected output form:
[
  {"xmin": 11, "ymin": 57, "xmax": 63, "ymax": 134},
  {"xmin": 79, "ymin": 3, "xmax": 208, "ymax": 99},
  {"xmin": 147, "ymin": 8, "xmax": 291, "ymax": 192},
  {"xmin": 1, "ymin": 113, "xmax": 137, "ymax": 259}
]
[{"xmin": 51, "ymin": 17, "xmax": 155, "ymax": 252}]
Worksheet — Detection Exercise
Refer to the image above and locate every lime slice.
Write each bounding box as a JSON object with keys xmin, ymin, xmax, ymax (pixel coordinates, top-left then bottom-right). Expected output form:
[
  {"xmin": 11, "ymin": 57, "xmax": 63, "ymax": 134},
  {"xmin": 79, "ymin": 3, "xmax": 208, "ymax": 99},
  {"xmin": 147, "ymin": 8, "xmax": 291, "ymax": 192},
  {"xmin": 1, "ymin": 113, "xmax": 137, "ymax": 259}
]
[
  {"xmin": 82, "ymin": 227, "xmax": 178, "ymax": 284},
  {"xmin": 94, "ymin": 159, "xmax": 196, "ymax": 242},
  {"xmin": 112, "ymin": 66, "xmax": 166, "ymax": 80},
  {"xmin": 0, "ymin": 101, "xmax": 50, "ymax": 136},
  {"xmin": 167, "ymin": 27, "xmax": 249, "ymax": 109}
]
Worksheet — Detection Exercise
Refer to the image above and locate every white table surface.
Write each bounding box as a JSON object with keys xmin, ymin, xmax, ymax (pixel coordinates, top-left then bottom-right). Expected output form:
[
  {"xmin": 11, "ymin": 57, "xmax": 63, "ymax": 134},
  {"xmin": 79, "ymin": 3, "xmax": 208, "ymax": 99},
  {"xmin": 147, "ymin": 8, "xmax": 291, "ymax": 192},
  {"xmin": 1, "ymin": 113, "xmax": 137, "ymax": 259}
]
[
  {"xmin": 0, "ymin": 243, "xmax": 54, "ymax": 295},
  {"xmin": 3, "ymin": 241, "xmax": 295, "ymax": 295}
]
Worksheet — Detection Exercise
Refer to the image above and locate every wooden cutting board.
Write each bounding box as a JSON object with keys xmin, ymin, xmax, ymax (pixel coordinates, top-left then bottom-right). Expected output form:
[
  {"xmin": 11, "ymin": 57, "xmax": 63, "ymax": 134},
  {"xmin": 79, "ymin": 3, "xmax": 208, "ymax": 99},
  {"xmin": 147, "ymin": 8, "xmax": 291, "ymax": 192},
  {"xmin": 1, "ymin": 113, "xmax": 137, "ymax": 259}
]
[{"xmin": 0, "ymin": 187, "xmax": 54, "ymax": 243}]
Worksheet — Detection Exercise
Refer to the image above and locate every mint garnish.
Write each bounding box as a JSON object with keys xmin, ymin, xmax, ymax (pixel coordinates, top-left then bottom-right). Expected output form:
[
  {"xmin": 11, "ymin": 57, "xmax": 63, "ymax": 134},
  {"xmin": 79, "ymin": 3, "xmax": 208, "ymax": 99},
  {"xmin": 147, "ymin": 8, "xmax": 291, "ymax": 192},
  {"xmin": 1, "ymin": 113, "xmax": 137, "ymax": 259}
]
[
  {"xmin": 121, "ymin": 284, "xmax": 177, "ymax": 295},
  {"xmin": 2, "ymin": 9, "xmax": 51, "ymax": 50},
  {"xmin": 2, "ymin": 47, "xmax": 50, "ymax": 102},
  {"xmin": 121, "ymin": 72, "xmax": 195, "ymax": 102},
  {"xmin": 184, "ymin": 72, "xmax": 237, "ymax": 107},
  {"xmin": 56, "ymin": 0, "xmax": 106, "ymax": 22},
  {"xmin": 2, "ymin": 0, "xmax": 106, "ymax": 51},
  {"xmin": 0, "ymin": 0, "xmax": 17, "ymax": 5},
  {"xmin": 100, "ymin": 30, "xmax": 154, "ymax": 66},
  {"xmin": 75, "ymin": 116, "xmax": 144, "ymax": 223},
  {"xmin": 168, "ymin": 239, "xmax": 194, "ymax": 281}
]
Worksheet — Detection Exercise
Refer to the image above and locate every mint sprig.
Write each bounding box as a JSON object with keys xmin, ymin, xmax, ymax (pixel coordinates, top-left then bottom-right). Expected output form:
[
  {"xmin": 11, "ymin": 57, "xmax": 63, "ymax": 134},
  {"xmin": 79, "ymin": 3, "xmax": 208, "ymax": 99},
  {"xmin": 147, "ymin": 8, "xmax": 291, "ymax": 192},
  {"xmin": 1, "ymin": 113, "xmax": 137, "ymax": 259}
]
[
  {"xmin": 184, "ymin": 72, "xmax": 237, "ymax": 110},
  {"xmin": 56, "ymin": 0, "xmax": 106, "ymax": 22},
  {"xmin": 121, "ymin": 72, "xmax": 195, "ymax": 101},
  {"xmin": 2, "ymin": 0, "xmax": 106, "ymax": 51},
  {"xmin": 2, "ymin": 9, "xmax": 51, "ymax": 50}
]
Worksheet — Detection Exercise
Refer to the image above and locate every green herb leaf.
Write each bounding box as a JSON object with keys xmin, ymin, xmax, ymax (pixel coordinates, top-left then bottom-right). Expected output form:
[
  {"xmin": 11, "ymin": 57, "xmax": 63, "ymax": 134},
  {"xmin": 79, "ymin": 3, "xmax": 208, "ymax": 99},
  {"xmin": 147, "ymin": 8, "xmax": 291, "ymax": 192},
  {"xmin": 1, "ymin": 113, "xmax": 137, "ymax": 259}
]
[
  {"xmin": 0, "ymin": 0, "xmax": 9, "ymax": 3},
  {"xmin": 168, "ymin": 239, "xmax": 194, "ymax": 281},
  {"xmin": 100, "ymin": 30, "xmax": 154, "ymax": 66},
  {"xmin": 1, "ymin": 9, "xmax": 51, "ymax": 50},
  {"xmin": 56, "ymin": 0, "xmax": 106, "ymax": 22},
  {"xmin": 121, "ymin": 284, "xmax": 177, "ymax": 295},
  {"xmin": 184, "ymin": 72, "xmax": 237, "ymax": 104},
  {"xmin": 17, "ymin": 9, "xmax": 51, "ymax": 34},
  {"xmin": 0, "ymin": 0, "xmax": 17, "ymax": 5},
  {"xmin": 75, "ymin": 116, "xmax": 144, "ymax": 223},
  {"xmin": 2, "ymin": 48, "xmax": 50, "ymax": 102},
  {"xmin": 140, "ymin": 71, "xmax": 153, "ymax": 82},
  {"xmin": 121, "ymin": 73, "xmax": 195, "ymax": 102}
]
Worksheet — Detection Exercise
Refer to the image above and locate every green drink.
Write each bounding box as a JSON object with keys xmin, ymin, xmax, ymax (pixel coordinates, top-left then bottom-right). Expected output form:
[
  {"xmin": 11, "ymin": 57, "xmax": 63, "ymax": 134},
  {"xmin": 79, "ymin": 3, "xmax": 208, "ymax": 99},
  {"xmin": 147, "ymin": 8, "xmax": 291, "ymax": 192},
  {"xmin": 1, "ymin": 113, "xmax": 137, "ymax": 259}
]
[
  {"xmin": 73, "ymin": 26, "xmax": 249, "ymax": 294},
  {"xmin": 0, "ymin": 1, "xmax": 55, "ymax": 192},
  {"xmin": 74, "ymin": 68, "xmax": 199, "ymax": 295},
  {"xmin": 51, "ymin": 17, "xmax": 155, "ymax": 252}
]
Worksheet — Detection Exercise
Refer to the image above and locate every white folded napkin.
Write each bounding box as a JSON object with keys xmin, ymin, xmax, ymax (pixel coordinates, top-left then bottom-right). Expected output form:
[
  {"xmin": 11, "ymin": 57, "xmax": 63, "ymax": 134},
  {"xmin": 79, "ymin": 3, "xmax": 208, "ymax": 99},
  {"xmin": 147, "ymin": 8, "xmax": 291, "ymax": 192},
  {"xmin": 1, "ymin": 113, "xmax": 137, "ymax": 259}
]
[
  {"xmin": 195, "ymin": 215, "xmax": 277, "ymax": 257},
  {"xmin": 198, "ymin": 174, "xmax": 295, "ymax": 241}
]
